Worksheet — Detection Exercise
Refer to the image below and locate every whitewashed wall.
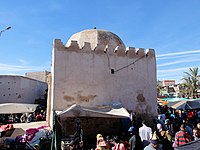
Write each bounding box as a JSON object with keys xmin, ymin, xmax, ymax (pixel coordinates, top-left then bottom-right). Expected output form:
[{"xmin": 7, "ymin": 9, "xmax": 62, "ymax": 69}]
[
  {"xmin": 50, "ymin": 39, "xmax": 157, "ymax": 126},
  {"xmin": 0, "ymin": 75, "xmax": 47, "ymax": 104}
]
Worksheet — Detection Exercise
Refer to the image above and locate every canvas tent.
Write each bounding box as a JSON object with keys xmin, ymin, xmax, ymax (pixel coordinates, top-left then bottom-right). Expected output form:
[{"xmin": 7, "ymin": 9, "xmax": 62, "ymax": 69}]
[
  {"xmin": 0, "ymin": 103, "xmax": 38, "ymax": 114},
  {"xmin": 56, "ymin": 104, "xmax": 130, "ymax": 118},
  {"xmin": 51, "ymin": 104, "xmax": 130, "ymax": 150},
  {"xmin": 169, "ymin": 100, "xmax": 200, "ymax": 110}
]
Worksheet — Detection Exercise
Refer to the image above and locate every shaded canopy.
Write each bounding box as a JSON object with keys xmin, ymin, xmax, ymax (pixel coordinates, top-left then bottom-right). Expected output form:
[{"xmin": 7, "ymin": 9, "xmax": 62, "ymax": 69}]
[
  {"xmin": 0, "ymin": 103, "xmax": 38, "ymax": 114},
  {"xmin": 56, "ymin": 104, "xmax": 130, "ymax": 118},
  {"xmin": 169, "ymin": 100, "xmax": 200, "ymax": 110}
]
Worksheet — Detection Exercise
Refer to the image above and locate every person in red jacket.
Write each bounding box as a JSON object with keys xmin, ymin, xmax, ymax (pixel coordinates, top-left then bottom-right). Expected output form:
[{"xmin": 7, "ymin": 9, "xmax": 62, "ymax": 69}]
[
  {"xmin": 112, "ymin": 136, "xmax": 126, "ymax": 150},
  {"xmin": 174, "ymin": 124, "xmax": 192, "ymax": 147}
]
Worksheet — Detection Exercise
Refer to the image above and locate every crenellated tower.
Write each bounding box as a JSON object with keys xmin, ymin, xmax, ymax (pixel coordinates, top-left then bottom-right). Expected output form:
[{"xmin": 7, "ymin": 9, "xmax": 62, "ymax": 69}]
[{"xmin": 48, "ymin": 29, "xmax": 157, "ymax": 129}]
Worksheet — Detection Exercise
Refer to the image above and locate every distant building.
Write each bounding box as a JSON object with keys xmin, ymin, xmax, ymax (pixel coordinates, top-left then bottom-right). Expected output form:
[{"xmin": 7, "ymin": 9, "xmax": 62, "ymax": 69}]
[
  {"xmin": 162, "ymin": 80, "xmax": 175, "ymax": 86},
  {"xmin": 0, "ymin": 75, "xmax": 47, "ymax": 104},
  {"xmin": 25, "ymin": 71, "xmax": 50, "ymax": 83},
  {"xmin": 157, "ymin": 80, "xmax": 183, "ymax": 98}
]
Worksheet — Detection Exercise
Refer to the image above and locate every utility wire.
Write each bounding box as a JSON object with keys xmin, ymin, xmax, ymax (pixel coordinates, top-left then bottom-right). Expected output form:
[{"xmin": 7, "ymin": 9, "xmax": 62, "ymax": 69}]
[
  {"xmin": 105, "ymin": 51, "xmax": 145, "ymax": 74},
  {"xmin": 114, "ymin": 55, "xmax": 145, "ymax": 73}
]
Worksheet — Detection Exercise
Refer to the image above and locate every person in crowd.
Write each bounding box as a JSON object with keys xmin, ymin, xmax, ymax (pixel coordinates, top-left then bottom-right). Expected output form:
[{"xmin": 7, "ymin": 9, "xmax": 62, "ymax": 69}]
[
  {"xmin": 27, "ymin": 113, "xmax": 34, "ymax": 123},
  {"xmin": 7, "ymin": 114, "xmax": 14, "ymax": 123},
  {"xmin": 112, "ymin": 136, "xmax": 126, "ymax": 150},
  {"xmin": 35, "ymin": 112, "xmax": 43, "ymax": 121},
  {"xmin": 70, "ymin": 138, "xmax": 82, "ymax": 150},
  {"xmin": 139, "ymin": 120, "xmax": 152, "ymax": 149},
  {"xmin": 182, "ymin": 119, "xmax": 193, "ymax": 137},
  {"xmin": 14, "ymin": 114, "xmax": 20, "ymax": 123},
  {"xmin": 181, "ymin": 111, "xmax": 187, "ymax": 120},
  {"xmin": 95, "ymin": 140, "xmax": 107, "ymax": 150},
  {"xmin": 173, "ymin": 124, "xmax": 192, "ymax": 147},
  {"xmin": 128, "ymin": 126, "xmax": 142, "ymax": 150},
  {"xmin": 164, "ymin": 119, "xmax": 174, "ymax": 135},
  {"xmin": 197, "ymin": 122, "xmax": 200, "ymax": 130},
  {"xmin": 192, "ymin": 127, "xmax": 200, "ymax": 141},
  {"xmin": 74, "ymin": 119, "xmax": 83, "ymax": 142},
  {"xmin": 197, "ymin": 110, "xmax": 200, "ymax": 122},
  {"xmin": 105, "ymin": 136, "xmax": 114, "ymax": 150},
  {"xmin": 187, "ymin": 111, "xmax": 195, "ymax": 120},
  {"xmin": 158, "ymin": 114, "xmax": 165, "ymax": 124},
  {"xmin": 136, "ymin": 117, "xmax": 143, "ymax": 129},
  {"xmin": 197, "ymin": 122, "xmax": 200, "ymax": 136},
  {"xmin": 153, "ymin": 123, "xmax": 172, "ymax": 150},
  {"xmin": 95, "ymin": 134, "xmax": 108, "ymax": 150},
  {"xmin": 144, "ymin": 139, "xmax": 163, "ymax": 150},
  {"xmin": 42, "ymin": 110, "xmax": 46, "ymax": 120},
  {"xmin": 96, "ymin": 134, "xmax": 104, "ymax": 144},
  {"xmin": 20, "ymin": 113, "xmax": 27, "ymax": 123}
]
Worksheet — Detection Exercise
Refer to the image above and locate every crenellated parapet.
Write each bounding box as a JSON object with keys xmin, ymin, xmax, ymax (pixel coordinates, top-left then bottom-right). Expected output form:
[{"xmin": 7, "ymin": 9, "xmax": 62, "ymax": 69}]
[
  {"xmin": 53, "ymin": 39, "xmax": 65, "ymax": 49},
  {"xmin": 54, "ymin": 39, "xmax": 155, "ymax": 58},
  {"xmin": 50, "ymin": 29, "xmax": 157, "ymax": 131}
]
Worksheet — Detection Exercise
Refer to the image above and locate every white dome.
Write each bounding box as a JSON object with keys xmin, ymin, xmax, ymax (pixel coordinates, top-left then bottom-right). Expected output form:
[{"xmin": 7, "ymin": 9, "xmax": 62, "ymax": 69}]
[{"xmin": 66, "ymin": 29, "xmax": 125, "ymax": 50}]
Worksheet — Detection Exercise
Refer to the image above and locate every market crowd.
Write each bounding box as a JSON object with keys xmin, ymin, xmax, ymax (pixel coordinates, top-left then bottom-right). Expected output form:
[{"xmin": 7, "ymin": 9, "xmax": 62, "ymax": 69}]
[
  {"xmin": 0, "ymin": 105, "xmax": 46, "ymax": 124},
  {"xmin": 91, "ymin": 104, "xmax": 200, "ymax": 150}
]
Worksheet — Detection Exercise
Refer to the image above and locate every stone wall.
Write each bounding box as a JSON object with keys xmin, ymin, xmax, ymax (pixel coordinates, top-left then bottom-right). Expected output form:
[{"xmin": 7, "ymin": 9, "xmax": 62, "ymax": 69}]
[
  {"xmin": 0, "ymin": 75, "xmax": 47, "ymax": 104},
  {"xmin": 25, "ymin": 71, "xmax": 50, "ymax": 83},
  {"xmin": 50, "ymin": 38, "xmax": 157, "ymax": 127}
]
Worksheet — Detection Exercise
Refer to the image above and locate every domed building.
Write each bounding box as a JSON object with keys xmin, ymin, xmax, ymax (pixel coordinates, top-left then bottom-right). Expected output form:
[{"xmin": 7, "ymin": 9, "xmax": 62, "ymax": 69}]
[
  {"xmin": 47, "ymin": 29, "xmax": 157, "ymax": 148},
  {"xmin": 65, "ymin": 29, "xmax": 126, "ymax": 50}
]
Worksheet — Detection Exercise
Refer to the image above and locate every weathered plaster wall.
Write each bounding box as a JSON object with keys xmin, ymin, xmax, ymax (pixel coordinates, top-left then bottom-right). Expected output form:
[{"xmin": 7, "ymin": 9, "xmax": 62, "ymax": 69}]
[
  {"xmin": 0, "ymin": 75, "xmax": 47, "ymax": 104},
  {"xmin": 25, "ymin": 71, "xmax": 50, "ymax": 83},
  {"xmin": 46, "ymin": 73, "xmax": 52, "ymax": 126},
  {"xmin": 50, "ymin": 38, "xmax": 157, "ymax": 126}
]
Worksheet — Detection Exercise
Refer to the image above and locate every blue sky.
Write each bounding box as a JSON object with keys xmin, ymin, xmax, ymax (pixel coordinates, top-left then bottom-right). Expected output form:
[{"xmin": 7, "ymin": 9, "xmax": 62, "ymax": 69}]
[{"xmin": 0, "ymin": 0, "xmax": 200, "ymax": 83}]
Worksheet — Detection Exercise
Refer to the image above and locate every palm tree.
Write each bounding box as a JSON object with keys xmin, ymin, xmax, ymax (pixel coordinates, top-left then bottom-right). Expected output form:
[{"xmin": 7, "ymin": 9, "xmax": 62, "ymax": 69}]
[
  {"xmin": 181, "ymin": 67, "xmax": 200, "ymax": 98},
  {"xmin": 157, "ymin": 80, "xmax": 163, "ymax": 97}
]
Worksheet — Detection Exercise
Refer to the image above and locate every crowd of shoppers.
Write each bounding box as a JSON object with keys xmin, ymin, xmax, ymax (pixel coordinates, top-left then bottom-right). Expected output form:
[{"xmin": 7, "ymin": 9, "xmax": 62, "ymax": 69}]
[
  {"xmin": 90, "ymin": 103, "xmax": 200, "ymax": 150},
  {"xmin": 0, "ymin": 106, "xmax": 46, "ymax": 124}
]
